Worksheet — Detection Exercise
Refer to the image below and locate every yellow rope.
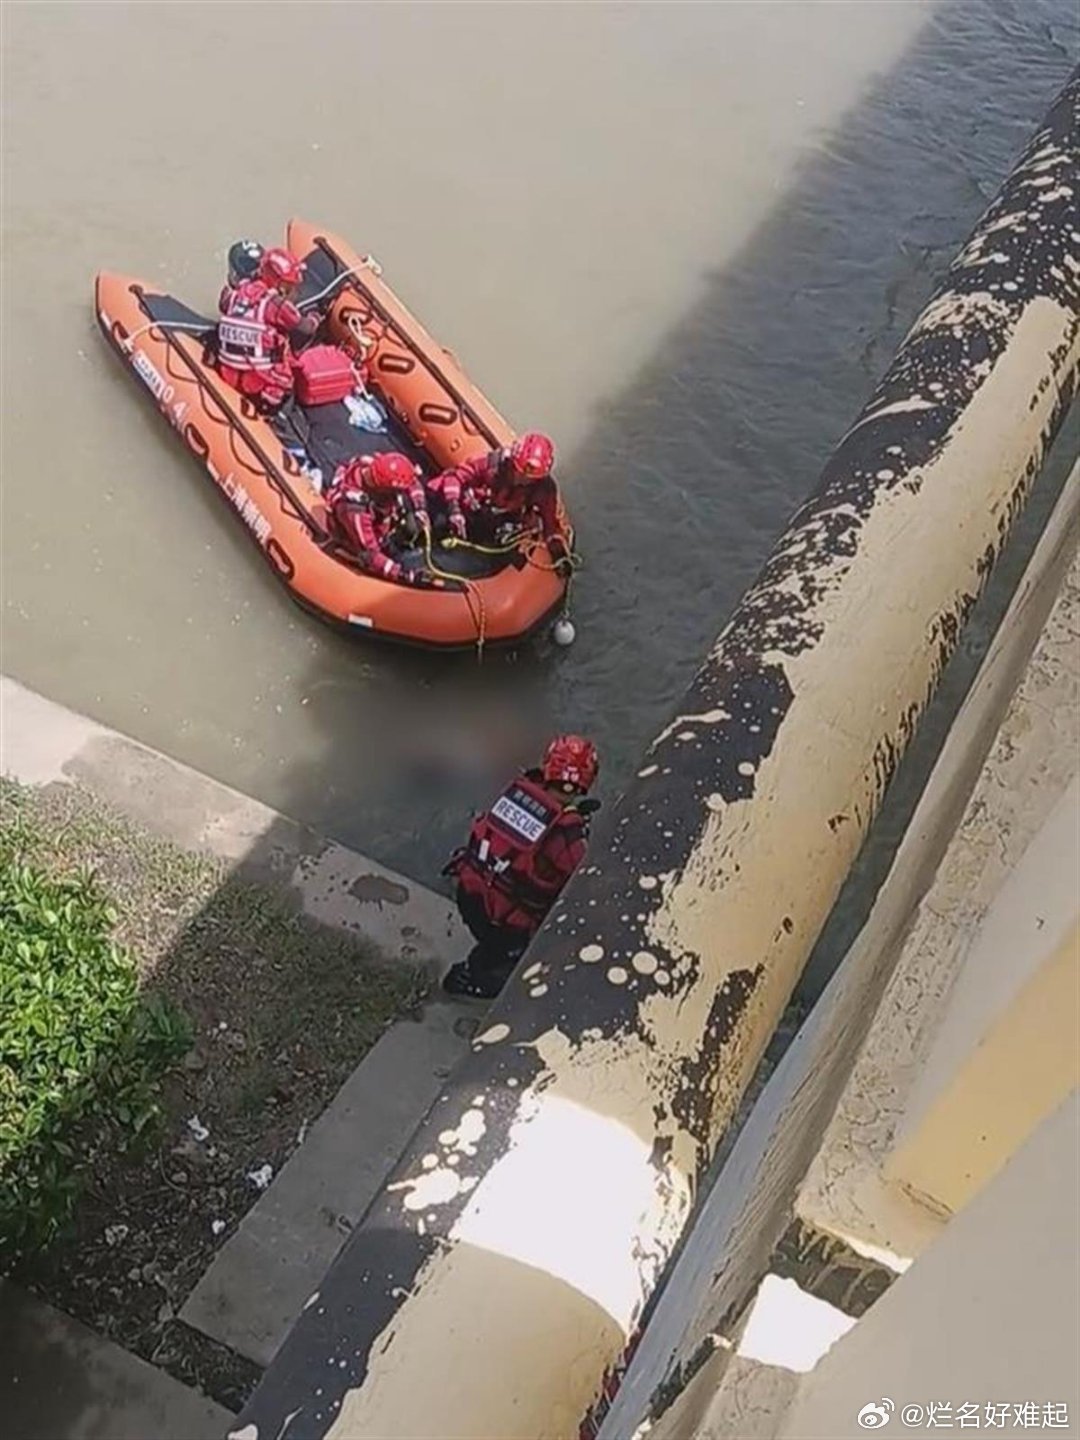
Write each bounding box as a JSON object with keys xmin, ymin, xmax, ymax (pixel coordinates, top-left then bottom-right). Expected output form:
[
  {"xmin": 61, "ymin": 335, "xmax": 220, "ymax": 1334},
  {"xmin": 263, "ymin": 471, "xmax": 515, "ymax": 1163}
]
[
  {"xmin": 443, "ymin": 528, "xmax": 583, "ymax": 575},
  {"xmin": 441, "ymin": 534, "xmax": 524, "ymax": 556},
  {"xmin": 420, "ymin": 521, "xmax": 582, "ymax": 656},
  {"xmin": 420, "ymin": 525, "xmax": 488, "ymax": 657},
  {"xmin": 523, "ymin": 536, "xmax": 583, "ymax": 574}
]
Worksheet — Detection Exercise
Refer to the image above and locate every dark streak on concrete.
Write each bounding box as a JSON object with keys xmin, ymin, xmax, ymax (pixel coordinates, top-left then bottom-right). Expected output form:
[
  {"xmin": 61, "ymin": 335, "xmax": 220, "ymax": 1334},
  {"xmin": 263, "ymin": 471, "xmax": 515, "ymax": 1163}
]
[{"xmin": 670, "ymin": 967, "xmax": 764, "ymax": 1144}]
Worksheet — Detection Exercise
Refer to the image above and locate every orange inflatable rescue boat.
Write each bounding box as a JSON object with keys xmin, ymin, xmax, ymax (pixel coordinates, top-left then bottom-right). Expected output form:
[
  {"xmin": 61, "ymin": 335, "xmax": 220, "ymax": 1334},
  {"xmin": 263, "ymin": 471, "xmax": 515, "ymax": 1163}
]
[{"xmin": 95, "ymin": 220, "xmax": 572, "ymax": 649}]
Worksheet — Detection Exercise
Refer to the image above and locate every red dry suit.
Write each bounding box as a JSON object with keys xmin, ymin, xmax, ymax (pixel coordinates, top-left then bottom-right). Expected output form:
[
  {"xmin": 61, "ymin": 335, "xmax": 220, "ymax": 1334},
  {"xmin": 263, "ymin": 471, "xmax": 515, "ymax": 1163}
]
[
  {"xmin": 324, "ymin": 460, "xmax": 431, "ymax": 585},
  {"xmin": 429, "ymin": 448, "xmax": 563, "ymax": 543},
  {"xmin": 216, "ymin": 279, "xmax": 304, "ymax": 406},
  {"xmin": 449, "ymin": 769, "xmax": 589, "ymax": 935}
]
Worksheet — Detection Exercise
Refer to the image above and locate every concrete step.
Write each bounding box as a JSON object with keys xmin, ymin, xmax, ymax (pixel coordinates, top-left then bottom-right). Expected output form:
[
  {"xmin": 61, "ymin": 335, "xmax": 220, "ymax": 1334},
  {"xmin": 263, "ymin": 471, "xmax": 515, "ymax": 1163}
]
[
  {"xmin": 0, "ymin": 675, "xmax": 468, "ymax": 973},
  {"xmin": 0, "ymin": 1280, "xmax": 232, "ymax": 1440},
  {"xmin": 2, "ymin": 678, "xmax": 484, "ymax": 1377},
  {"xmin": 180, "ymin": 999, "xmax": 475, "ymax": 1366}
]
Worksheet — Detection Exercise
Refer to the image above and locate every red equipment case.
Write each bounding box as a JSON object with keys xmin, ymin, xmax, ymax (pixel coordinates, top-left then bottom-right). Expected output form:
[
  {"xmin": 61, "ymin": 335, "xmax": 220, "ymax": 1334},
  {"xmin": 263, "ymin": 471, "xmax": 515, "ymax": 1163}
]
[{"xmin": 294, "ymin": 346, "xmax": 357, "ymax": 406}]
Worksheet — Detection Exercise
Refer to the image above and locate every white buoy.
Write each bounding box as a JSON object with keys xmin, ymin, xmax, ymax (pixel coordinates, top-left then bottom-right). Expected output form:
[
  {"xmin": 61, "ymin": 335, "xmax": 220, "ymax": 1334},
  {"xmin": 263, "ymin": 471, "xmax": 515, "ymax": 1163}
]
[{"xmin": 553, "ymin": 617, "xmax": 576, "ymax": 647}]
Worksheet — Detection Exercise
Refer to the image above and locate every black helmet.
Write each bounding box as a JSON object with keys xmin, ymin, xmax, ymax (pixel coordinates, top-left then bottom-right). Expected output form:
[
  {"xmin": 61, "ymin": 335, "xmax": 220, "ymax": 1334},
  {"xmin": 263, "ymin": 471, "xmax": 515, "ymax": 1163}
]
[{"xmin": 227, "ymin": 239, "xmax": 264, "ymax": 287}]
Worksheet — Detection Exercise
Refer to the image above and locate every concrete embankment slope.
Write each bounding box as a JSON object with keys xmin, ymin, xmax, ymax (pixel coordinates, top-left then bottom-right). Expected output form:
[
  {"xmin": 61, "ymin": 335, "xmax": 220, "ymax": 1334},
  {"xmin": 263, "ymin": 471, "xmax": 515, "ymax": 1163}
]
[
  {"xmin": 0, "ymin": 674, "xmax": 466, "ymax": 971},
  {"xmin": 1, "ymin": 673, "xmax": 478, "ymax": 1423}
]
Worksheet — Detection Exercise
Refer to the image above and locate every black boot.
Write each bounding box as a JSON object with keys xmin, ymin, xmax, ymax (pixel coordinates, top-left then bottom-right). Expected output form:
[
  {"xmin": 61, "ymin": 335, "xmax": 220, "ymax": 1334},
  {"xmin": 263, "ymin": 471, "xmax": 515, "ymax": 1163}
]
[{"xmin": 442, "ymin": 962, "xmax": 502, "ymax": 1000}]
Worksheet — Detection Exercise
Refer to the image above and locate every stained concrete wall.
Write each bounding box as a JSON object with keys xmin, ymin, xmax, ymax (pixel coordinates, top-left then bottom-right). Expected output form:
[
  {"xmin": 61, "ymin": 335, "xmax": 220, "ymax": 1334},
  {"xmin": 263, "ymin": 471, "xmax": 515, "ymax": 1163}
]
[
  {"xmin": 796, "ymin": 543, "xmax": 1080, "ymax": 1267},
  {"xmin": 779, "ymin": 1093, "xmax": 1080, "ymax": 1440},
  {"xmin": 895, "ymin": 777, "xmax": 1080, "ymax": 1103},
  {"xmin": 892, "ymin": 916, "xmax": 1078, "ymax": 1214},
  {"xmin": 885, "ymin": 826, "xmax": 1079, "ymax": 1218},
  {"xmin": 597, "ymin": 468, "xmax": 1080, "ymax": 1440}
]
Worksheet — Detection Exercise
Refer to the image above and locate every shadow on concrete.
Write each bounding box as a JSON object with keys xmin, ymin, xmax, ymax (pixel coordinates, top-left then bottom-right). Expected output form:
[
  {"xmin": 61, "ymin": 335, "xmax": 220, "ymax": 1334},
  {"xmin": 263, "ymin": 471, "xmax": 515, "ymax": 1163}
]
[{"xmin": 0, "ymin": 1279, "xmax": 229, "ymax": 1440}]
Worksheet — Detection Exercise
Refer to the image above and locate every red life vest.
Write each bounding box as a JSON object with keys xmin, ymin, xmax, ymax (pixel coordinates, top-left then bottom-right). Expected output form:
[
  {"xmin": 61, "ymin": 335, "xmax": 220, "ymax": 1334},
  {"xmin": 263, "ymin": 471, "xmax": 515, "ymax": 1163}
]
[
  {"xmin": 217, "ymin": 281, "xmax": 277, "ymax": 372},
  {"xmin": 456, "ymin": 773, "xmax": 584, "ymax": 929}
]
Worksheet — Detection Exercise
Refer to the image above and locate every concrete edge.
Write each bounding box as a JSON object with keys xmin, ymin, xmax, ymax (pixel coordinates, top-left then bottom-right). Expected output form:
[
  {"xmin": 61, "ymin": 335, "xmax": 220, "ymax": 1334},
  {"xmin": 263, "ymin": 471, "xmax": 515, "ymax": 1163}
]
[
  {"xmin": 0, "ymin": 1279, "xmax": 234, "ymax": 1440},
  {"xmin": 178, "ymin": 1000, "xmax": 475, "ymax": 1367},
  {"xmin": 0, "ymin": 675, "xmax": 469, "ymax": 972}
]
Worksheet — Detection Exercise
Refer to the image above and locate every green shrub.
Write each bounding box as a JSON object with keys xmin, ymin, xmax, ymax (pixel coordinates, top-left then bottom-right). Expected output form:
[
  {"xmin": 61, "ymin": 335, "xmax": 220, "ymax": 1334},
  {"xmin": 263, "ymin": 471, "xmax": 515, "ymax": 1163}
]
[{"xmin": 0, "ymin": 849, "xmax": 190, "ymax": 1257}]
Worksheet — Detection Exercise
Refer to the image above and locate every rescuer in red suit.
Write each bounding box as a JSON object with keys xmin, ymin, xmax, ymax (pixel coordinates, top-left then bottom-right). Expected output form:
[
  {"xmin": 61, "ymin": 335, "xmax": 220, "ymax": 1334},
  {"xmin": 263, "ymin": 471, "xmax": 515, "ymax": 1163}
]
[
  {"xmin": 442, "ymin": 734, "xmax": 600, "ymax": 999},
  {"xmin": 217, "ymin": 247, "xmax": 318, "ymax": 409},
  {"xmin": 429, "ymin": 431, "xmax": 572, "ymax": 567},
  {"xmin": 324, "ymin": 451, "xmax": 446, "ymax": 588}
]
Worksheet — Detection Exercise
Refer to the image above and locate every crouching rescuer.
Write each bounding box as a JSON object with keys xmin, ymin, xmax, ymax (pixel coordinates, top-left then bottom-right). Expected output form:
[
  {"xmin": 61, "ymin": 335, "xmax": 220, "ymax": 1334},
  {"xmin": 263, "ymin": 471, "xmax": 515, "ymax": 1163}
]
[{"xmin": 442, "ymin": 735, "xmax": 600, "ymax": 999}]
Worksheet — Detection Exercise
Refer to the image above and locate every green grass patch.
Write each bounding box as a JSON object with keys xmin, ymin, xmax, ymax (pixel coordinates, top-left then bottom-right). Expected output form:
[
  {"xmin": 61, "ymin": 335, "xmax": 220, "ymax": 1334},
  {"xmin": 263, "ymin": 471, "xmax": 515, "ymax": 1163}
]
[
  {"xmin": 1, "ymin": 776, "xmax": 427, "ymax": 1279},
  {"xmin": 1, "ymin": 808, "xmax": 191, "ymax": 1256}
]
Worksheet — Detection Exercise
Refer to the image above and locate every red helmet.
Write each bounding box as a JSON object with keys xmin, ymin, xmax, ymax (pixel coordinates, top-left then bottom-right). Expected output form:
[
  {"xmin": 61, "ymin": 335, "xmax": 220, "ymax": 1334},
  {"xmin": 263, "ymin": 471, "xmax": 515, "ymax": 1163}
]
[
  {"xmin": 259, "ymin": 247, "xmax": 305, "ymax": 291},
  {"xmin": 542, "ymin": 734, "xmax": 598, "ymax": 791},
  {"xmin": 510, "ymin": 431, "xmax": 555, "ymax": 480},
  {"xmin": 364, "ymin": 451, "xmax": 419, "ymax": 493}
]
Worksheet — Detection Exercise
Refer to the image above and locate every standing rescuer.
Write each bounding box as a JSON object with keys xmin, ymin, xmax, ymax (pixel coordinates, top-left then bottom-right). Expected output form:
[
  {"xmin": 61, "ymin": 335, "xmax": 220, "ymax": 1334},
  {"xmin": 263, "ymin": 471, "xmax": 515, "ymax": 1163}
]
[
  {"xmin": 442, "ymin": 735, "xmax": 600, "ymax": 999},
  {"xmin": 216, "ymin": 246, "xmax": 318, "ymax": 410}
]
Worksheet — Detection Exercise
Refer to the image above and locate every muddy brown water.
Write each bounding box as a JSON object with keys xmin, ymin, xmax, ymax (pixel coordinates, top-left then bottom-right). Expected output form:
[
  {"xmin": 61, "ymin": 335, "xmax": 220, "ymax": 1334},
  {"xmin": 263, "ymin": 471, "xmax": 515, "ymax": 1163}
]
[{"xmin": 2, "ymin": 1, "xmax": 1077, "ymax": 882}]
